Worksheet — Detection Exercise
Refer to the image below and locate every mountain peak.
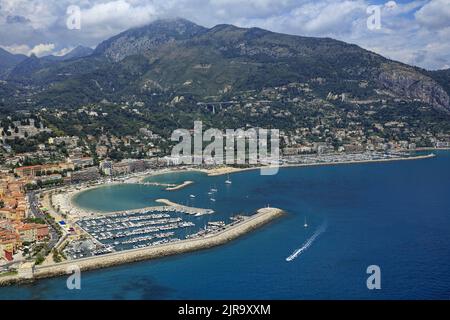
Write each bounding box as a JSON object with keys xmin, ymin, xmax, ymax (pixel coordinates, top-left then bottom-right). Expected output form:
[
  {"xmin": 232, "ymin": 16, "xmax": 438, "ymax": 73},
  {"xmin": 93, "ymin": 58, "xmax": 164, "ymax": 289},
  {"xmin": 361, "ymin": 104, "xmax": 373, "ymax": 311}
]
[
  {"xmin": 93, "ymin": 18, "xmax": 207, "ymax": 62},
  {"xmin": 150, "ymin": 17, "xmax": 200, "ymax": 27},
  {"xmin": 63, "ymin": 45, "xmax": 94, "ymax": 60},
  {"xmin": 4, "ymin": 18, "xmax": 449, "ymax": 112},
  {"xmin": 0, "ymin": 47, "xmax": 27, "ymax": 77}
]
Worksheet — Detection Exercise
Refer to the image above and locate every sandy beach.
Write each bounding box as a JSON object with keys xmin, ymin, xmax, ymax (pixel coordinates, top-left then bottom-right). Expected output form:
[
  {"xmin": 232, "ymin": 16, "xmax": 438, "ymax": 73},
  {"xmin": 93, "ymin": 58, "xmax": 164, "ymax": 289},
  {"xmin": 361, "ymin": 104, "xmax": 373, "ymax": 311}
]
[{"xmin": 48, "ymin": 168, "xmax": 193, "ymax": 218}]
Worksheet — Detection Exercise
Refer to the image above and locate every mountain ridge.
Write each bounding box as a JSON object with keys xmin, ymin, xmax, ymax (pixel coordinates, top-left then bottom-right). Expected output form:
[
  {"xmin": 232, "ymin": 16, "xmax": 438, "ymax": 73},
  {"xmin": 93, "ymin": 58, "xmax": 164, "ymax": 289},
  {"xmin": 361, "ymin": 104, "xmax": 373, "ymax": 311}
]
[
  {"xmin": 42, "ymin": 46, "xmax": 94, "ymax": 62},
  {"xmin": 1, "ymin": 18, "xmax": 449, "ymax": 112},
  {"xmin": 0, "ymin": 48, "xmax": 27, "ymax": 78}
]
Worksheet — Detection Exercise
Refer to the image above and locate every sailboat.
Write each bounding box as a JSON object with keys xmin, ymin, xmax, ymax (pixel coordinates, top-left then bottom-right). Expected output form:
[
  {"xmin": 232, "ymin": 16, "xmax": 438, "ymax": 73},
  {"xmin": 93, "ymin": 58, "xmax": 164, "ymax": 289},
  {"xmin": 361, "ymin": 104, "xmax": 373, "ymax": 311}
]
[
  {"xmin": 304, "ymin": 216, "xmax": 308, "ymax": 228},
  {"xmin": 225, "ymin": 174, "xmax": 232, "ymax": 184}
]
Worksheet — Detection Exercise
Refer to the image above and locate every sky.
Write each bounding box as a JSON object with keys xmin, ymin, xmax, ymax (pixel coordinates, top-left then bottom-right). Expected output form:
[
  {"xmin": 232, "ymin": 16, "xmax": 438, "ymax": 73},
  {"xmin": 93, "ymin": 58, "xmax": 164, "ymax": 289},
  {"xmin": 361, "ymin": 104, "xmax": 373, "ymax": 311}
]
[{"xmin": 0, "ymin": 0, "xmax": 449, "ymax": 70}]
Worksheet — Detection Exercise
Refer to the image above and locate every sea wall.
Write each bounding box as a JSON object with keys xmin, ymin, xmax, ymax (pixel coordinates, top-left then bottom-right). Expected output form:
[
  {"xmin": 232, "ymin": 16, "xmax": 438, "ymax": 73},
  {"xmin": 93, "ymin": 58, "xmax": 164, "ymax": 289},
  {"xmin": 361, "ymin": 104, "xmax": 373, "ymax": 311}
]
[{"xmin": 0, "ymin": 275, "xmax": 23, "ymax": 286}]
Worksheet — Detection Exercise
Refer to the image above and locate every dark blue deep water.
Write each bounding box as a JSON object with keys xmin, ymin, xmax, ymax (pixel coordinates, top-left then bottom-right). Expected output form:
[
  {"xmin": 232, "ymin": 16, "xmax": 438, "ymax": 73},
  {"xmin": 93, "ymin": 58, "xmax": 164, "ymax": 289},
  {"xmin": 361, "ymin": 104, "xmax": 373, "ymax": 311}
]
[{"xmin": 1, "ymin": 151, "xmax": 449, "ymax": 299}]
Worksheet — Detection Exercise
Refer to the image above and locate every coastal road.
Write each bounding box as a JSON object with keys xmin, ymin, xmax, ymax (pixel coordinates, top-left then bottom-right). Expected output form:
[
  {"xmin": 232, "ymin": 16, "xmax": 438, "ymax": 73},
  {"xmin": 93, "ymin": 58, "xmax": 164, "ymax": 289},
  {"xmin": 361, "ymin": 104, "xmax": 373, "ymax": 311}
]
[{"xmin": 27, "ymin": 191, "xmax": 60, "ymax": 250}]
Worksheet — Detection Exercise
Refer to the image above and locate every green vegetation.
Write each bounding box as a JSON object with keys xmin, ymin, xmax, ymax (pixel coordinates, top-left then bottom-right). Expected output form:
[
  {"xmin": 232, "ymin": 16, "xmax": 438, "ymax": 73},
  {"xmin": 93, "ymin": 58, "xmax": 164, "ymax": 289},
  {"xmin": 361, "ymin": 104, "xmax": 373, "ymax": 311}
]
[
  {"xmin": 0, "ymin": 19, "xmax": 448, "ymax": 165},
  {"xmin": 0, "ymin": 270, "xmax": 18, "ymax": 277},
  {"xmin": 52, "ymin": 248, "xmax": 63, "ymax": 263},
  {"xmin": 0, "ymin": 19, "xmax": 448, "ymax": 115},
  {"xmin": 25, "ymin": 178, "xmax": 64, "ymax": 191},
  {"xmin": 24, "ymin": 217, "xmax": 46, "ymax": 224},
  {"xmin": 35, "ymin": 253, "xmax": 45, "ymax": 265}
]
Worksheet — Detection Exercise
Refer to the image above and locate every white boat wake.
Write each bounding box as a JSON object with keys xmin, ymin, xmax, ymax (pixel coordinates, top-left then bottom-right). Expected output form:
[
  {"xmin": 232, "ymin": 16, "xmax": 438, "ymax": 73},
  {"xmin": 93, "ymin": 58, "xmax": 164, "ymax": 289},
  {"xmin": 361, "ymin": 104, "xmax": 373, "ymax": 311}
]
[{"xmin": 286, "ymin": 222, "xmax": 327, "ymax": 262}]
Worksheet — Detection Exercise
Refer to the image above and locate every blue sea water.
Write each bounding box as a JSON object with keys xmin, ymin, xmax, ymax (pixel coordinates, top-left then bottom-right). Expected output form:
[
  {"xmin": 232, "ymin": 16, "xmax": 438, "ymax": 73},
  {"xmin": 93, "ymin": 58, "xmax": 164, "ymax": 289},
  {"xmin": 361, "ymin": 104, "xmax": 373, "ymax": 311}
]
[{"xmin": 1, "ymin": 151, "xmax": 450, "ymax": 300}]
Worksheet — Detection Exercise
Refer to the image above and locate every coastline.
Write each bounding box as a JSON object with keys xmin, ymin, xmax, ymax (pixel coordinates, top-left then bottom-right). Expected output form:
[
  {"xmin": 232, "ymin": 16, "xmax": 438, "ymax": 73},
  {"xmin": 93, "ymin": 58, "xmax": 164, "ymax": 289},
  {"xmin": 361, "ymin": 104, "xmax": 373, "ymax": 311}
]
[
  {"xmin": 61, "ymin": 168, "xmax": 199, "ymax": 217},
  {"xmin": 0, "ymin": 207, "xmax": 284, "ymax": 286},
  {"xmin": 0, "ymin": 151, "xmax": 442, "ymax": 287},
  {"xmin": 415, "ymin": 147, "xmax": 450, "ymax": 151},
  {"xmin": 61, "ymin": 152, "xmax": 436, "ymax": 216},
  {"xmin": 203, "ymin": 153, "xmax": 436, "ymax": 176}
]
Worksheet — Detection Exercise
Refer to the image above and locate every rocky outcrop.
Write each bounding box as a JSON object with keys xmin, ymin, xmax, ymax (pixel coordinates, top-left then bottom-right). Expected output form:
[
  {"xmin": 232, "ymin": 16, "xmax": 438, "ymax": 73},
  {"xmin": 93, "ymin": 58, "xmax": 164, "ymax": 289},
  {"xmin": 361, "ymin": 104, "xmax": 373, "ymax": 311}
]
[{"xmin": 378, "ymin": 64, "xmax": 450, "ymax": 112}]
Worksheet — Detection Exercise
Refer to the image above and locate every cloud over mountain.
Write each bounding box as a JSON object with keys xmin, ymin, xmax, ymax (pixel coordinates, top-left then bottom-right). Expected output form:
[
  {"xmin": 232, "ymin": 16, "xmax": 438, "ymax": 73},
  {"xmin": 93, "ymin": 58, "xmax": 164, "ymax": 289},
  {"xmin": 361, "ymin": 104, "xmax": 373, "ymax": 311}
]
[{"xmin": 0, "ymin": 0, "xmax": 448, "ymax": 69}]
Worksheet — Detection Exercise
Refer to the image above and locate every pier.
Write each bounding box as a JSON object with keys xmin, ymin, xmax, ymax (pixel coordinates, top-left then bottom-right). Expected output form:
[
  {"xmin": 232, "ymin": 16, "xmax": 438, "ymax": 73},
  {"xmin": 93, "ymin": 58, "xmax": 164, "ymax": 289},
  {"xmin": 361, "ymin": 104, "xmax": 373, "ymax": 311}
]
[
  {"xmin": 81, "ymin": 202, "xmax": 214, "ymax": 218},
  {"xmin": 165, "ymin": 180, "xmax": 194, "ymax": 191},
  {"xmin": 136, "ymin": 180, "xmax": 194, "ymax": 191},
  {"xmin": 155, "ymin": 199, "xmax": 214, "ymax": 216}
]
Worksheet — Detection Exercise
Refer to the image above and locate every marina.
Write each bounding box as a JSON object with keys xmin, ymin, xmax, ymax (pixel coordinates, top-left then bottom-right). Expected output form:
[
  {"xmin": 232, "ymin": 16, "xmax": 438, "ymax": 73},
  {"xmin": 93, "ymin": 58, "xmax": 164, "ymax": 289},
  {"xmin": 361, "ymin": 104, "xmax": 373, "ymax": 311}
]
[
  {"xmin": 0, "ymin": 206, "xmax": 285, "ymax": 286},
  {"xmin": 72, "ymin": 201, "xmax": 240, "ymax": 255},
  {"xmin": 75, "ymin": 208, "xmax": 198, "ymax": 252}
]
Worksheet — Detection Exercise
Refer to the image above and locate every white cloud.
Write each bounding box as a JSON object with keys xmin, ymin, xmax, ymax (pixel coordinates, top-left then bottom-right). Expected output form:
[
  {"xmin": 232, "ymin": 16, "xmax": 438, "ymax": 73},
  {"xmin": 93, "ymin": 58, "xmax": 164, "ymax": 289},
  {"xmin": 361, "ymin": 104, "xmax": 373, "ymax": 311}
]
[
  {"xmin": 81, "ymin": 0, "xmax": 157, "ymax": 30},
  {"xmin": 0, "ymin": 0, "xmax": 59, "ymax": 29},
  {"xmin": 385, "ymin": 1, "xmax": 398, "ymax": 10},
  {"xmin": 0, "ymin": 0, "xmax": 448, "ymax": 69},
  {"xmin": 415, "ymin": 0, "xmax": 450, "ymax": 29},
  {"xmin": 29, "ymin": 43, "xmax": 55, "ymax": 56},
  {"xmin": 53, "ymin": 47, "xmax": 72, "ymax": 56},
  {"xmin": 1, "ymin": 42, "xmax": 57, "ymax": 57},
  {"xmin": 301, "ymin": 1, "xmax": 367, "ymax": 34},
  {"xmin": 1, "ymin": 44, "xmax": 31, "ymax": 55}
]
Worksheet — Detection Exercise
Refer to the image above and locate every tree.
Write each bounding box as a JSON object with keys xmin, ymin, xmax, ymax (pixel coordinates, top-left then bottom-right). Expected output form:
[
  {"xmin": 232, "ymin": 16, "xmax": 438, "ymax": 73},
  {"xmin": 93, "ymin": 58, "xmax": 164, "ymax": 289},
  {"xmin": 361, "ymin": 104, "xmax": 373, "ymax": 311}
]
[
  {"xmin": 35, "ymin": 253, "xmax": 45, "ymax": 265},
  {"xmin": 0, "ymin": 200, "xmax": 4, "ymax": 208},
  {"xmin": 52, "ymin": 249, "xmax": 61, "ymax": 263}
]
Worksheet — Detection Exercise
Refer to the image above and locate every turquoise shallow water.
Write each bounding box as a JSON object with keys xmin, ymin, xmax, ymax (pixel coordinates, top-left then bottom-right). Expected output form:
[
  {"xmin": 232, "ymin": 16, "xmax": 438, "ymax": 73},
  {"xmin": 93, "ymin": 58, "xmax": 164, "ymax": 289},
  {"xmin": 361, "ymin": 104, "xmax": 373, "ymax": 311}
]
[{"xmin": 1, "ymin": 151, "xmax": 450, "ymax": 299}]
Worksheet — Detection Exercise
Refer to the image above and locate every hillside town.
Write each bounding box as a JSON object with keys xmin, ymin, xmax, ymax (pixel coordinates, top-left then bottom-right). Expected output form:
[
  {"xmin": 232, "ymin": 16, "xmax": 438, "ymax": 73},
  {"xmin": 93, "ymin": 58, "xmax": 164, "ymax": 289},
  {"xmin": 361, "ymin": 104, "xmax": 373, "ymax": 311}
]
[{"xmin": 1, "ymin": 90, "xmax": 450, "ymax": 274}]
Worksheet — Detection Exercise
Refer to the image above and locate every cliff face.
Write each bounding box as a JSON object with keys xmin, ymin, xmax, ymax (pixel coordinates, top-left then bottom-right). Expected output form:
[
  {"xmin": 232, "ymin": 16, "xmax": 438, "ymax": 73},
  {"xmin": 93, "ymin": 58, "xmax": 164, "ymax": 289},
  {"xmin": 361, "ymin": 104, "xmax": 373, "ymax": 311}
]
[{"xmin": 378, "ymin": 65, "xmax": 450, "ymax": 112}]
